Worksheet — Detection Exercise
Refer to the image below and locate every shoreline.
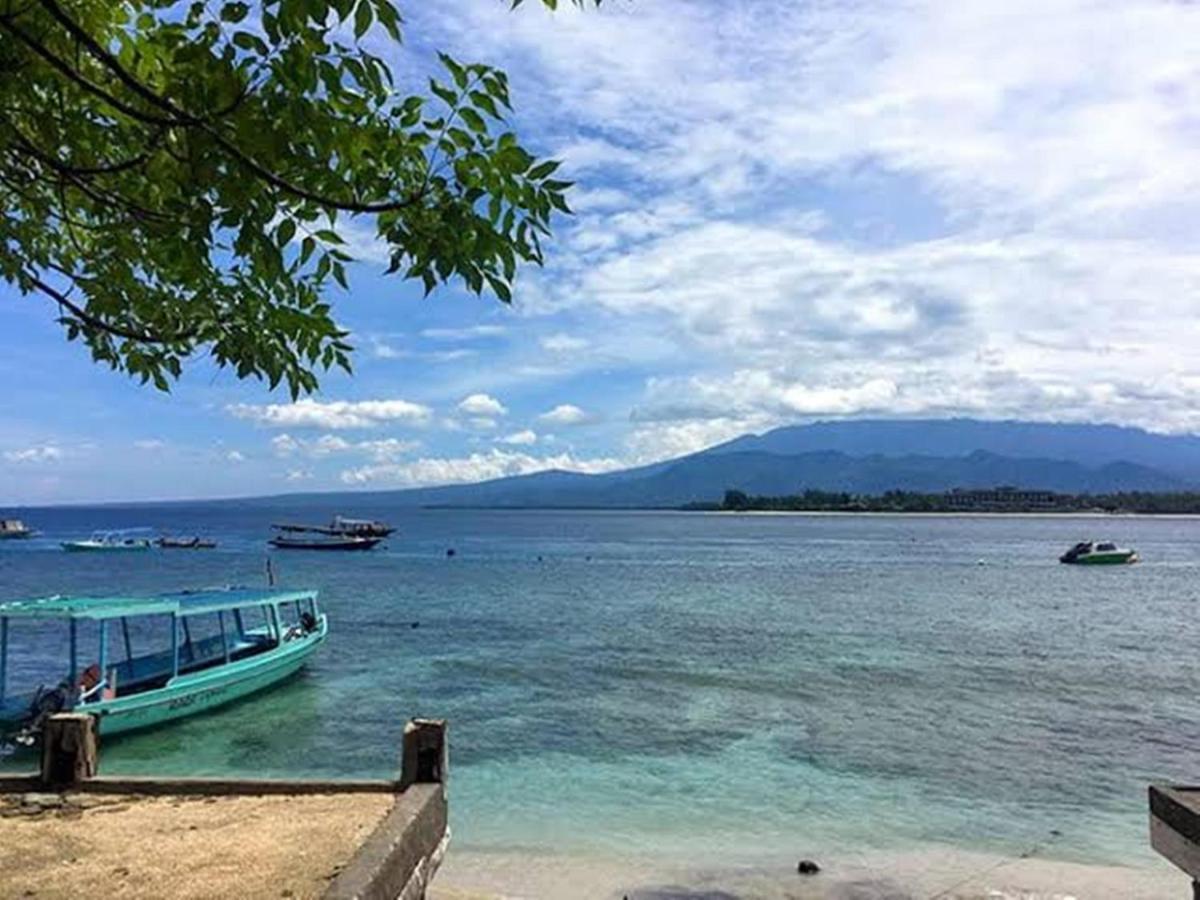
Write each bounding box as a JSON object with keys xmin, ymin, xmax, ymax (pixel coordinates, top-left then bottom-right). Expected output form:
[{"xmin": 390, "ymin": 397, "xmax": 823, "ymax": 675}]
[{"xmin": 430, "ymin": 844, "xmax": 1187, "ymax": 900}]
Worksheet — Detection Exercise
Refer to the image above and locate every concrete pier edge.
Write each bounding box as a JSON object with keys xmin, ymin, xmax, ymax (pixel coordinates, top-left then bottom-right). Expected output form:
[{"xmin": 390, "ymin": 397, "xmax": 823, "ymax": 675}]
[{"xmin": 2, "ymin": 715, "xmax": 450, "ymax": 899}]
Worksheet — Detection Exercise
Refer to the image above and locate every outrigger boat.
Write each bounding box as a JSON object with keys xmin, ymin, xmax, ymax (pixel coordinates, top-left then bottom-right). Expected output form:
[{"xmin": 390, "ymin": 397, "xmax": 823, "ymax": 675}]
[
  {"xmin": 272, "ymin": 516, "xmax": 395, "ymax": 538},
  {"xmin": 62, "ymin": 530, "xmax": 153, "ymax": 552},
  {"xmin": 269, "ymin": 534, "xmax": 381, "ymax": 551},
  {"xmin": 0, "ymin": 519, "xmax": 34, "ymax": 539},
  {"xmin": 1059, "ymin": 541, "xmax": 1139, "ymax": 565},
  {"xmin": 0, "ymin": 587, "xmax": 326, "ymax": 745}
]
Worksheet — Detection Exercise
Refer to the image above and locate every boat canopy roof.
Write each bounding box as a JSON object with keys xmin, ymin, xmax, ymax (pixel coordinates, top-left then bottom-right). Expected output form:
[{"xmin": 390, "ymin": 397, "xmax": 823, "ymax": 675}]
[{"xmin": 0, "ymin": 587, "xmax": 317, "ymax": 621}]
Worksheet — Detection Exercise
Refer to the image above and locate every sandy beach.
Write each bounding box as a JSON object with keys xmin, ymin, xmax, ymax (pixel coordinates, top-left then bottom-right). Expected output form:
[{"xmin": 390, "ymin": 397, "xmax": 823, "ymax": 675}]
[
  {"xmin": 0, "ymin": 791, "xmax": 393, "ymax": 899},
  {"xmin": 430, "ymin": 845, "xmax": 1187, "ymax": 900}
]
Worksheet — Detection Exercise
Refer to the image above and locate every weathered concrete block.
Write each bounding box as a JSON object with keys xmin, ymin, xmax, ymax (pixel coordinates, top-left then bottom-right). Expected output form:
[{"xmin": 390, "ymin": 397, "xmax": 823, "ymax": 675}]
[
  {"xmin": 400, "ymin": 719, "xmax": 447, "ymax": 791},
  {"xmin": 40, "ymin": 713, "xmax": 97, "ymax": 788}
]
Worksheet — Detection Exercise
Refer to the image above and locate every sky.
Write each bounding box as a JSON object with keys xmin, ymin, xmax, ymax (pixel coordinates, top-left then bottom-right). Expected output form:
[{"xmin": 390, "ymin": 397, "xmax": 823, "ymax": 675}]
[{"xmin": 3, "ymin": 0, "xmax": 1200, "ymax": 504}]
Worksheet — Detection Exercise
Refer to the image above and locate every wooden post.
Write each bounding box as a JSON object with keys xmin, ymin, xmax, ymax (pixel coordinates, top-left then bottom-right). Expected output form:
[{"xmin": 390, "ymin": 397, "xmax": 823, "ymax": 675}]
[
  {"xmin": 40, "ymin": 713, "xmax": 98, "ymax": 788},
  {"xmin": 400, "ymin": 719, "xmax": 447, "ymax": 791}
]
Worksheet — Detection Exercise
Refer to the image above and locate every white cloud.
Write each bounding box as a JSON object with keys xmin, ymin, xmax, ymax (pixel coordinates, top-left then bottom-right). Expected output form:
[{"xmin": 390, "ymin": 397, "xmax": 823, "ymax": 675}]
[
  {"xmin": 271, "ymin": 433, "xmax": 419, "ymax": 461},
  {"xmin": 271, "ymin": 434, "xmax": 301, "ymax": 456},
  {"xmin": 369, "ymin": 339, "xmax": 404, "ymax": 360},
  {"xmin": 626, "ymin": 418, "xmax": 764, "ymax": 465},
  {"xmin": 421, "ymin": 325, "xmax": 508, "ymax": 341},
  {"xmin": 457, "ymin": 393, "xmax": 508, "ymax": 417},
  {"xmin": 133, "ymin": 439, "xmax": 165, "ymax": 451},
  {"xmin": 498, "ymin": 429, "xmax": 538, "ymax": 446},
  {"xmin": 311, "ymin": 435, "xmax": 352, "ymax": 456},
  {"xmin": 228, "ymin": 398, "xmax": 433, "ymax": 429},
  {"xmin": 339, "ymin": 448, "xmax": 624, "ymax": 487},
  {"xmin": 538, "ymin": 404, "xmax": 590, "ymax": 426},
  {"xmin": 410, "ymin": 0, "xmax": 1200, "ymax": 437},
  {"xmin": 285, "ymin": 469, "xmax": 312, "ymax": 482},
  {"xmin": 3, "ymin": 445, "xmax": 63, "ymax": 464},
  {"xmin": 226, "ymin": 450, "xmax": 246, "ymax": 463},
  {"xmin": 356, "ymin": 438, "xmax": 421, "ymax": 461},
  {"xmin": 540, "ymin": 333, "xmax": 590, "ymax": 353}
]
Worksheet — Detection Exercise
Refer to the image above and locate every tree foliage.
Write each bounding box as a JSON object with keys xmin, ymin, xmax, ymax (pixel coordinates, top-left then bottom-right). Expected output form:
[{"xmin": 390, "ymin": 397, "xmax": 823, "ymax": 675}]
[{"xmin": 0, "ymin": 0, "xmax": 595, "ymax": 395}]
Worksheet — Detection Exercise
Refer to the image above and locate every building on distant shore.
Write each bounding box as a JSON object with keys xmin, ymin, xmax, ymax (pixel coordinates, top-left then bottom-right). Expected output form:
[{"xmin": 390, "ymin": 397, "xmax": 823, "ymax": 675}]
[{"xmin": 943, "ymin": 486, "xmax": 1061, "ymax": 511}]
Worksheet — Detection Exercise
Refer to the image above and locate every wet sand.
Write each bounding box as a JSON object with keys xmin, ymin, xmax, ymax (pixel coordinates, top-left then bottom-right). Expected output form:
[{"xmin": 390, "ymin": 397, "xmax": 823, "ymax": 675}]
[
  {"xmin": 429, "ymin": 845, "xmax": 1187, "ymax": 900},
  {"xmin": 0, "ymin": 790, "xmax": 393, "ymax": 899}
]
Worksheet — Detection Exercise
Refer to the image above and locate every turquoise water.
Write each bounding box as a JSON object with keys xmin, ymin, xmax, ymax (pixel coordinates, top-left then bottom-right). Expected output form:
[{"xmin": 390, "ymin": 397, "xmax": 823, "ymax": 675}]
[{"xmin": 2, "ymin": 507, "xmax": 1198, "ymax": 869}]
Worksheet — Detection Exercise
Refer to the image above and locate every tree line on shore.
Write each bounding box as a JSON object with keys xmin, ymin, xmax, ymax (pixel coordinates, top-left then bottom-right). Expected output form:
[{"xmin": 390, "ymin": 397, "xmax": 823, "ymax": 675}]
[{"xmin": 688, "ymin": 489, "xmax": 1200, "ymax": 514}]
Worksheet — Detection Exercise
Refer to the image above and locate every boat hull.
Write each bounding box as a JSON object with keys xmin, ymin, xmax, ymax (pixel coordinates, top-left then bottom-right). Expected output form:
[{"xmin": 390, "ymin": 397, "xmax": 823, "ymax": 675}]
[
  {"xmin": 61, "ymin": 542, "xmax": 151, "ymax": 552},
  {"xmin": 269, "ymin": 537, "xmax": 381, "ymax": 551},
  {"xmin": 1063, "ymin": 552, "xmax": 1139, "ymax": 565},
  {"xmin": 0, "ymin": 637, "xmax": 321, "ymax": 740},
  {"xmin": 87, "ymin": 629, "xmax": 326, "ymax": 737}
]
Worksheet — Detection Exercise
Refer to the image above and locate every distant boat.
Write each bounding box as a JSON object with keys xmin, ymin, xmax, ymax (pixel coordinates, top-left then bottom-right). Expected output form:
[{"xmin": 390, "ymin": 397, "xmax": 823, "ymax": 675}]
[
  {"xmin": 0, "ymin": 519, "xmax": 33, "ymax": 540},
  {"xmin": 156, "ymin": 536, "xmax": 218, "ymax": 549},
  {"xmin": 0, "ymin": 587, "xmax": 326, "ymax": 745},
  {"xmin": 1059, "ymin": 541, "xmax": 1139, "ymax": 565},
  {"xmin": 269, "ymin": 535, "xmax": 382, "ymax": 551},
  {"xmin": 62, "ymin": 531, "xmax": 153, "ymax": 552},
  {"xmin": 272, "ymin": 516, "xmax": 395, "ymax": 538},
  {"xmin": 329, "ymin": 516, "xmax": 395, "ymax": 538}
]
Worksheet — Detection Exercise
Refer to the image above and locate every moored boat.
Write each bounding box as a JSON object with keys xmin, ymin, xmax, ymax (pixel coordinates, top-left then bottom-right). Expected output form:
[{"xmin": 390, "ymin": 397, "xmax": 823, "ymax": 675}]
[
  {"xmin": 329, "ymin": 516, "xmax": 395, "ymax": 538},
  {"xmin": 62, "ymin": 530, "xmax": 153, "ymax": 552},
  {"xmin": 0, "ymin": 519, "xmax": 34, "ymax": 539},
  {"xmin": 157, "ymin": 536, "xmax": 218, "ymax": 549},
  {"xmin": 0, "ymin": 587, "xmax": 326, "ymax": 745},
  {"xmin": 272, "ymin": 516, "xmax": 395, "ymax": 538},
  {"xmin": 1059, "ymin": 541, "xmax": 1139, "ymax": 565},
  {"xmin": 269, "ymin": 535, "xmax": 381, "ymax": 551}
]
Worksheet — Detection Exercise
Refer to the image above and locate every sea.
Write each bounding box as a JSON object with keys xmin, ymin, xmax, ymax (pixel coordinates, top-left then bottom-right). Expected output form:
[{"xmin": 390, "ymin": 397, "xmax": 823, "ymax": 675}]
[{"xmin": 1, "ymin": 504, "xmax": 1197, "ymax": 883}]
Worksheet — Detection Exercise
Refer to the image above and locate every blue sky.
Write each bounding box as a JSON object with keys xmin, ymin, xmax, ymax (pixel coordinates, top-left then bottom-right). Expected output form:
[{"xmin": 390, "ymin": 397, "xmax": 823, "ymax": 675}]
[{"xmin": 4, "ymin": 0, "xmax": 1200, "ymax": 504}]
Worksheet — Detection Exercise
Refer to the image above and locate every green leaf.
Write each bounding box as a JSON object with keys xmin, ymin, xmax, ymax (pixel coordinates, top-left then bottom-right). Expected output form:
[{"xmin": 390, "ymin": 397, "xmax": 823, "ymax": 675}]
[
  {"xmin": 439, "ymin": 53, "xmax": 469, "ymax": 90},
  {"xmin": 485, "ymin": 274, "xmax": 513, "ymax": 303},
  {"xmin": 220, "ymin": 2, "xmax": 250, "ymax": 23},
  {"xmin": 430, "ymin": 79, "xmax": 457, "ymax": 109},
  {"xmin": 528, "ymin": 159, "xmax": 562, "ymax": 180},
  {"xmin": 354, "ymin": 0, "xmax": 373, "ymax": 38},
  {"xmin": 460, "ymin": 108, "xmax": 487, "ymax": 134},
  {"xmin": 276, "ymin": 218, "xmax": 296, "ymax": 247}
]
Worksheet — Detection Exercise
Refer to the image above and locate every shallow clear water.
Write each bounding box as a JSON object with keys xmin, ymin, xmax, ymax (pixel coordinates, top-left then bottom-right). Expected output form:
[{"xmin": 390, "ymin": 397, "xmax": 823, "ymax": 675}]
[{"xmin": 2, "ymin": 506, "xmax": 1197, "ymax": 869}]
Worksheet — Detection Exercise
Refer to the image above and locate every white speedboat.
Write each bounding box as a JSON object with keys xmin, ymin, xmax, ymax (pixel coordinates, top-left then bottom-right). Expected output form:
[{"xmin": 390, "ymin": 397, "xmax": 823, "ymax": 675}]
[
  {"xmin": 61, "ymin": 530, "xmax": 153, "ymax": 552},
  {"xmin": 1059, "ymin": 541, "xmax": 1139, "ymax": 565}
]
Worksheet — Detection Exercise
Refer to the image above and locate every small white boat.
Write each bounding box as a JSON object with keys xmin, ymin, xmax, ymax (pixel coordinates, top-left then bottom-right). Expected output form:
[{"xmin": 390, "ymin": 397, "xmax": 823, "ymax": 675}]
[
  {"xmin": 62, "ymin": 531, "xmax": 153, "ymax": 552},
  {"xmin": 1059, "ymin": 541, "xmax": 1139, "ymax": 565}
]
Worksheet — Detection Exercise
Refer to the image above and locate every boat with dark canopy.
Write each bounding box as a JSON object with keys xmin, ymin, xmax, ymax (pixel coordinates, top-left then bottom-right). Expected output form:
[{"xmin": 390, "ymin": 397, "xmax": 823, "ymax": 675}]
[
  {"xmin": 272, "ymin": 516, "xmax": 395, "ymax": 538},
  {"xmin": 0, "ymin": 587, "xmax": 326, "ymax": 745}
]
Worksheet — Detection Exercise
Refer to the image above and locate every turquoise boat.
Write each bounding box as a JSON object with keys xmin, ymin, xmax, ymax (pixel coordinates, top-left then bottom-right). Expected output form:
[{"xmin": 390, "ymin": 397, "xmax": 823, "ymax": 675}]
[{"xmin": 0, "ymin": 587, "xmax": 327, "ymax": 745}]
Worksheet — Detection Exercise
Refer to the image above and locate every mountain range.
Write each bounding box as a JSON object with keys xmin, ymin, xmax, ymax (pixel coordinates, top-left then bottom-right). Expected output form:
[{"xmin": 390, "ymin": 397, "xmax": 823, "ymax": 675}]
[{"xmin": 362, "ymin": 418, "xmax": 1200, "ymax": 508}]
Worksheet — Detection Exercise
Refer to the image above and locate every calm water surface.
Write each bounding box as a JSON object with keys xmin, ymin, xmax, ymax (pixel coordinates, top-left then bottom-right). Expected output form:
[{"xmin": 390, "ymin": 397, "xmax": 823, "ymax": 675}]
[{"xmin": 1, "ymin": 506, "xmax": 1197, "ymax": 868}]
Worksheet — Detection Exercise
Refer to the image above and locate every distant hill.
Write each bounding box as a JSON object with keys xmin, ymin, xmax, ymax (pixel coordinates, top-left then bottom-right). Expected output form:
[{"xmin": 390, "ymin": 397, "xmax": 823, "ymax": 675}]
[
  {"xmin": 709, "ymin": 418, "xmax": 1200, "ymax": 480},
  {"xmin": 371, "ymin": 451, "xmax": 1188, "ymax": 510},
  {"xmin": 240, "ymin": 418, "xmax": 1200, "ymax": 509}
]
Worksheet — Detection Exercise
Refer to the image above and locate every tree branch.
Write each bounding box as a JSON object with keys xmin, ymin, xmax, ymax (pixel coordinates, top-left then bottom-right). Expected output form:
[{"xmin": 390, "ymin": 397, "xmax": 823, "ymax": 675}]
[
  {"xmin": 37, "ymin": 0, "xmax": 203, "ymax": 124},
  {"xmin": 3, "ymin": 125, "xmax": 180, "ymax": 224},
  {"xmin": 28, "ymin": 273, "xmax": 198, "ymax": 345},
  {"xmin": 0, "ymin": 14, "xmax": 185, "ymax": 127}
]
